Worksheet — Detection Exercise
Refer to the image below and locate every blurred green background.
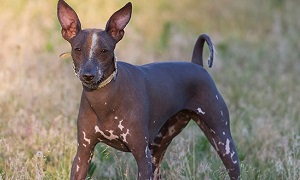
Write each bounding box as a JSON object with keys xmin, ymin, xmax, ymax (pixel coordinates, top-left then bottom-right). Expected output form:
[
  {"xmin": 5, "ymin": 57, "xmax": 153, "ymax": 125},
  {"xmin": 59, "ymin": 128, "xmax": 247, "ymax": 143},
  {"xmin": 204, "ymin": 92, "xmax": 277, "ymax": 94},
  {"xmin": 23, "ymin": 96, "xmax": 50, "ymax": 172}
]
[{"xmin": 0, "ymin": 0, "xmax": 300, "ymax": 179}]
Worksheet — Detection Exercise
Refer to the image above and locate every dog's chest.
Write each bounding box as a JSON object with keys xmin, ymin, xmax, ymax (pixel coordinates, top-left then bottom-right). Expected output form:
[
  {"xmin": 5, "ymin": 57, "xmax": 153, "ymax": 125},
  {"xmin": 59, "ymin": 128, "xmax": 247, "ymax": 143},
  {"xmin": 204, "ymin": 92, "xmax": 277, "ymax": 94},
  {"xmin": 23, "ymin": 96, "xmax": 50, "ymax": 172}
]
[{"xmin": 94, "ymin": 116, "xmax": 131, "ymax": 152}]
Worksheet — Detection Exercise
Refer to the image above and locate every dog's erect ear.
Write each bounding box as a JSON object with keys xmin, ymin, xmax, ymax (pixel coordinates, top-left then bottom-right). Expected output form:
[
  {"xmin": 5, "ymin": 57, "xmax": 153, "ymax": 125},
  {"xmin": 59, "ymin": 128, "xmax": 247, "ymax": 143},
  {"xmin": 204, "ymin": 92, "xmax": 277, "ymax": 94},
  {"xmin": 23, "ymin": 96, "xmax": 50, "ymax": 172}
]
[
  {"xmin": 57, "ymin": 0, "xmax": 81, "ymax": 42},
  {"xmin": 105, "ymin": 2, "xmax": 132, "ymax": 42}
]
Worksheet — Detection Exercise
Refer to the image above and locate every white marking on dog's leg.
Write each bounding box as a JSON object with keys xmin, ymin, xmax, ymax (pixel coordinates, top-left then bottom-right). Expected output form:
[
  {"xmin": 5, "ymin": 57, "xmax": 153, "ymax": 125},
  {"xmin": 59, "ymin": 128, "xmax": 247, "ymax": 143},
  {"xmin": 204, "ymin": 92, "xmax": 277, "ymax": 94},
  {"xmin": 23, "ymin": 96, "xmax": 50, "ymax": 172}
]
[
  {"xmin": 224, "ymin": 139, "xmax": 231, "ymax": 155},
  {"xmin": 168, "ymin": 126, "xmax": 176, "ymax": 136},
  {"xmin": 152, "ymin": 156, "xmax": 157, "ymax": 164},
  {"xmin": 221, "ymin": 110, "xmax": 224, "ymax": 116},
  {"xmin": 230, "ymin": 151, "xmax": 238, "ymax": 164},
  {"xmin": 76, "ymin": 165, "xmax": 80, "ymax": 172},
  {"xmin": 216, "ymin": 95, "xmax": 219, "ymax": 100},
  {"xmin": 212, "ymin": 138, "xmax": 219, "ymax": 151},
  {"xmin": 118, "ymin": 120, "xmax": 124, "ymax": 131},
  {"xmin": 88, "ymin": 151, "xmax": 93, "ymax": 163},
  {"xmin": 197, "ymin": 107, "xmax": 205, "ymax": 115},
  {"xmin": 196, "ymin": 120, "xmax": 204, "ymax": 129},
  {"xmin": 153, "ymin": 168, "xmax": 160, "ymax": 179},
  {"xmin": 89, "ymin": 33, "xmax": 98, "ymax": 59},
  {"xmin": 144, "ymin": 137, "xmax": 151, "ymax": 164},
  {"xmin": 82, "ymin": 131, "xmax": 91, "ymax": 144},
  {"xmin": 145, "ymin": 146, "xmax": 149, "ymax": 158},
  {"xmin": 88, "ymin": 156, "xmax": 92, "ymax": 163}
]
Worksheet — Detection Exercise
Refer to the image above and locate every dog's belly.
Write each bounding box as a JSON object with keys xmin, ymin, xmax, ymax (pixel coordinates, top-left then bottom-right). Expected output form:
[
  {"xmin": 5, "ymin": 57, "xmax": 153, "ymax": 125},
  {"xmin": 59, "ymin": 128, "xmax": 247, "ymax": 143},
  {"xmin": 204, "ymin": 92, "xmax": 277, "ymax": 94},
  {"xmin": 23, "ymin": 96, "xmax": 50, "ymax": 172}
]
[{"xmin": 98, "ymin": 138, "xmax": 131, "ymax": 152}]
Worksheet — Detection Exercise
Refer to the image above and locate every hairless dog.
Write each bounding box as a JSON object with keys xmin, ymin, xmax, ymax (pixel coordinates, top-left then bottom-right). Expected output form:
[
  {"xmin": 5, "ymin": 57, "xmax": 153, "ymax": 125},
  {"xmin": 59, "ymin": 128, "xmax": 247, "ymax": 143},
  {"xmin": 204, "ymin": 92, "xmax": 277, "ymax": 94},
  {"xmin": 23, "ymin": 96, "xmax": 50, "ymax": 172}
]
[{"xmin": 57, "ymin": 0, "xmax": 240, "ymax": 179}]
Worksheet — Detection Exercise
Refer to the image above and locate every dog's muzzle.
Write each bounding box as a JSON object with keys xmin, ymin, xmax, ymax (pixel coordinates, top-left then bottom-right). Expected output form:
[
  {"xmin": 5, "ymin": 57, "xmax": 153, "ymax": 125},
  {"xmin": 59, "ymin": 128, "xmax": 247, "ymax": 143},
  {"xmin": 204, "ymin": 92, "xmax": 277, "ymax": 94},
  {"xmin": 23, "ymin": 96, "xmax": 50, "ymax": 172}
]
[{"xmin": 81, "ymin": 57, "xmax": 117, "ymax": 90}]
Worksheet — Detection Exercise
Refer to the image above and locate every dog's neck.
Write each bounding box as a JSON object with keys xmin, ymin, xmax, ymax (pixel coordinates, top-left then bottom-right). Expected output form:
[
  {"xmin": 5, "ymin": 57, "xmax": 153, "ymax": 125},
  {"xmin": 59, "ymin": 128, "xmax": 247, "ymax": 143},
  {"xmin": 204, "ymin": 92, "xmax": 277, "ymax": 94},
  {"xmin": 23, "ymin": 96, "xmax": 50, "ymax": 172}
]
[{"xmin": 97, "ymin": 55, "xmax": 118, "ymax": 89}]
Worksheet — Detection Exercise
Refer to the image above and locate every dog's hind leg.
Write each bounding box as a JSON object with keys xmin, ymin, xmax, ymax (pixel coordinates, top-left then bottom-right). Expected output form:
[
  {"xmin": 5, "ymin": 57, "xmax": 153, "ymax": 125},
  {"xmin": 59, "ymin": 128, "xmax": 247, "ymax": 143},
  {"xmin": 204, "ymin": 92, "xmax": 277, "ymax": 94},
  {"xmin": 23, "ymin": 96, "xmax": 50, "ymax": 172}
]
[
  {"xmin": 190, "ymin": 100, "xmax": 240, "ymax": 180},
  {"xmin": 149, "ymin": 110, "xmax": 191, "ymax": 179}
]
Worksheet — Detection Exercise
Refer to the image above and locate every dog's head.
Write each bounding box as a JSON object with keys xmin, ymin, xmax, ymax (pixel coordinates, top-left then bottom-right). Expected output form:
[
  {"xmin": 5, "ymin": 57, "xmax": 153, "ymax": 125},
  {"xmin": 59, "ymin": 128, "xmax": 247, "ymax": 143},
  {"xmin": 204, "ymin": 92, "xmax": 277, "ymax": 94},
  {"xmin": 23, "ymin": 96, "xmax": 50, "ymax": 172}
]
[{"xmin": 57, "ymin": 0, "xmax": 132, "ymax": 90}]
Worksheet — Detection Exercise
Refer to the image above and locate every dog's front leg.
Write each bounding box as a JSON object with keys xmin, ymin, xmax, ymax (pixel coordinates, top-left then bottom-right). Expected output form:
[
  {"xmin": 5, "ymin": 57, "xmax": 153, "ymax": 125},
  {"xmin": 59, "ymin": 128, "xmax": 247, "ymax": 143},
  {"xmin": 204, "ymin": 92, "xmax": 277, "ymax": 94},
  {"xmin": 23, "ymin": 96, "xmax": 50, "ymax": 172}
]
[
  {"xmin": 133, "ymin": 144, "xmax": 153, "ymax": 180},
  {"xmin": 71, "ymin": 142, "xmax": 95, "ymax": 180},
  {"xmin": 127, "ymin": 131, "xmax": 153, "ymax": 180},
  {"xmin": 70, "ymin": 93, "xmax": 99, "ymax": 180}
]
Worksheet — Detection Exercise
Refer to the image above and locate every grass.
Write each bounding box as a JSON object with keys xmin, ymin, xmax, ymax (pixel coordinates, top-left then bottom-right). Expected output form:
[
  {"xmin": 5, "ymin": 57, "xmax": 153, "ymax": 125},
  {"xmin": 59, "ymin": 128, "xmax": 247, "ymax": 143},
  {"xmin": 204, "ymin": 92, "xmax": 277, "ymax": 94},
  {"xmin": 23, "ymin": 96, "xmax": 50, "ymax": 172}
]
[{"xmin": 0, "ymin": 0, "xmax": 300, "ymax": 179}]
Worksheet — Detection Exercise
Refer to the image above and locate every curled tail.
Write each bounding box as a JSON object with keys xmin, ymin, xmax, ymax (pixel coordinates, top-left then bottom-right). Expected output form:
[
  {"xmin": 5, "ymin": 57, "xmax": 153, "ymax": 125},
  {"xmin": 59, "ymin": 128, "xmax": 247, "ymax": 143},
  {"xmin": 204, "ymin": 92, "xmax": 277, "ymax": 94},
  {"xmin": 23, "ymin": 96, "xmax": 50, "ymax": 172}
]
[{"xmin": 191, "ymin": 34, "xmax": 214, "ymax": 68}]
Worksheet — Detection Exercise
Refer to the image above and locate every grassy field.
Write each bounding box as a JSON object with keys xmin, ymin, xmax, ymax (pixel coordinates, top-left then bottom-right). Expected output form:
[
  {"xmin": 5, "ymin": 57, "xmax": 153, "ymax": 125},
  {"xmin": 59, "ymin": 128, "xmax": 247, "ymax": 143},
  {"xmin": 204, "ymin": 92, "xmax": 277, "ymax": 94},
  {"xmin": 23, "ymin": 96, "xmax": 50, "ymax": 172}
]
[{"xmin": 1, "ymin": 0, "xmax": 300, "ymax": 179}]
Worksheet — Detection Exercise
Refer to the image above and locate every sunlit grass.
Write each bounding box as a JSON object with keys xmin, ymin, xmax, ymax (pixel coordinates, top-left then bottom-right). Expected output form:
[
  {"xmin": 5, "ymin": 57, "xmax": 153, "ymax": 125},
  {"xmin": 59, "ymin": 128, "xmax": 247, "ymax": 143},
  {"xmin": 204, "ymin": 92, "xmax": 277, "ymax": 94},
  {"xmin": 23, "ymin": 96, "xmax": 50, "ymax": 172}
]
[{"xmin": 0, "ymin": 0, "xmax": 300, "ymax": 179}]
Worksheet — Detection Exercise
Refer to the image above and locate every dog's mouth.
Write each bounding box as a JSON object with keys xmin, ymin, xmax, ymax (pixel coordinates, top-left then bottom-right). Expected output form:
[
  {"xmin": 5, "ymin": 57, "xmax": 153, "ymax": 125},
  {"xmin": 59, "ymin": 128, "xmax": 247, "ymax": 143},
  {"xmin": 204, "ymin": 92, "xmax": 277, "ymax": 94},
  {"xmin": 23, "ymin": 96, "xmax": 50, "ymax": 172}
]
[
  {"xmin": 81, "ymin": 75, "xmax": 105, "ymax": 90},
  {"xmin": 73, "ymin": 65, "xmax": 106, "ymax": 90}
]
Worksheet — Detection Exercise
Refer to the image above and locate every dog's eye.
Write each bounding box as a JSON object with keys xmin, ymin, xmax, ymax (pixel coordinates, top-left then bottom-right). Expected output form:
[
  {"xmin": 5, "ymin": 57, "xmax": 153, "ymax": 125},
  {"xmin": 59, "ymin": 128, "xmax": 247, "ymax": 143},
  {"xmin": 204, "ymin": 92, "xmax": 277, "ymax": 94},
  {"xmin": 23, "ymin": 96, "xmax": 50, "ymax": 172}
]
[
  {"xmin": 101, "ymin": 49, "xmax": 108, "ymax": 53},
  {"xmin": 74, "ymin": 48, "xmax": 81, "ymax": 52}
]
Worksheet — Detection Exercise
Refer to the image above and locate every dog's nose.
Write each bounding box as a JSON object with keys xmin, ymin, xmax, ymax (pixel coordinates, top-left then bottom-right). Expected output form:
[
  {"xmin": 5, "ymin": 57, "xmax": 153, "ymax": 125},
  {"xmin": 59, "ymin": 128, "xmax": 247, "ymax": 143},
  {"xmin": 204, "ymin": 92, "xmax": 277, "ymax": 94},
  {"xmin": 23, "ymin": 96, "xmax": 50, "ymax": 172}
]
[{"xmin": 82, "ymin": 74, "xmax": 95, "ymax": 82}]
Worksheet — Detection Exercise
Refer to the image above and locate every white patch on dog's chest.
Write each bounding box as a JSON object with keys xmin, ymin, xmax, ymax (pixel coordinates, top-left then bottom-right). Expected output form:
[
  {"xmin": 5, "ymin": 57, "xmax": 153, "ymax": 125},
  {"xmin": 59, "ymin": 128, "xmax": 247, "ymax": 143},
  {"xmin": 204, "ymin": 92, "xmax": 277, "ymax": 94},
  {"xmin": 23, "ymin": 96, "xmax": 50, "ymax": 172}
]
[
  {"xmin": 118, "ymin": 120, "xmax": 124, "ymax": 131},
  {"xmin": 95, "ymin": 126, "xmax": 118, "ymax": 140},
  {"xmin": 120, "ymin": 129, "xmax": 130, "ymax": 143},
  {"xmin": 95, "ymin": 123, "xmax": 131, "ymax": 144}
]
